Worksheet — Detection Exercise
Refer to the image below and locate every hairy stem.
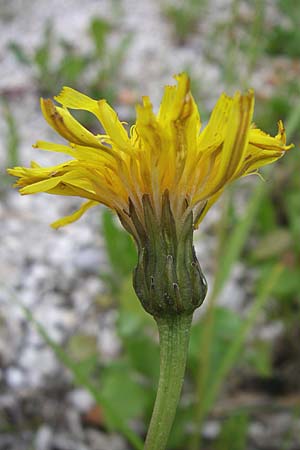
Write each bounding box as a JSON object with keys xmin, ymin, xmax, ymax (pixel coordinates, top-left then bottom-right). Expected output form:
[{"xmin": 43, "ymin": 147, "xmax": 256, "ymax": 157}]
[{"xmin": 144, "ymin": 313, "xmax": 193, "ymax": 450}]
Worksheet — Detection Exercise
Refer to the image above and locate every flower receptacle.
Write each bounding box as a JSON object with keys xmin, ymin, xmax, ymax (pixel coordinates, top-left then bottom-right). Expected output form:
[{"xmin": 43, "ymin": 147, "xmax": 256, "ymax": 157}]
[{"xmin": 131, "ymin": 191, "xmax": 207, "ymax": 317}]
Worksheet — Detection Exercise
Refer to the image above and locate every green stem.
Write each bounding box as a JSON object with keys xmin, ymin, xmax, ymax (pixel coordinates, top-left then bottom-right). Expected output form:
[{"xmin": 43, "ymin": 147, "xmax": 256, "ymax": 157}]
[{"xmin": 144, "ymin": 313, "xmax": 193, "ymax": 450}]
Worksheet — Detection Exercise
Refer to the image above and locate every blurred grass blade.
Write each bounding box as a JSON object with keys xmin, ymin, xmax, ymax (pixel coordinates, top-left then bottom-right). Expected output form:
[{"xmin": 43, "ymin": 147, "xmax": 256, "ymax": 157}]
[
  {"xmin": 190, "ymin": 264, "xmax": 282, "ymax": 450},
  {"xmin": 34, "ymin": 20, "xmax": 53, "ymax": 72},
  {"xmin": 215, "ymin": 411, "xmax": 249, "ymax": 450},
  {"xmin": 102, "ymin": 210, "xmax": 136, "ymax": 276},
  {"xmin": 247, "ymin": 0, "xmax": 265, "ymax": 75},
  {"xmin": 2, "ymin": 99, "xmax": 20, "ymax": 167},
  {"xmin": 211, "ymin": 98, "xmax": 300, "ymax": 301},
  {"xmin": 203, "ymin": 263, "xmax": 283, "ymax": 417},
  {"xmin": 58, "ymin": 54, "xmax": 87, "ymax": 85},
  {"xmin": 90, "ymin": 17, "xmax": 111, "ymax": 58},
  {"xmin": 285, "ymin": 95, "xmax": 300, "ymax": 137},
  {"xmin": 13, "ymin": 297, "xmax": 143, "ymax": 450},
  {"xmin": 102, "ymin": 210, "xmax": 137, "ymax": 294},
  {"xmin": 211, "ymin": 181, "xmax": 266, "ymax": 300},
  {"xmin": 107, "ymin": 32, "xmax": 133, "ymax": 77},
  {"xmin": 190, "ymin": 101, "xmax": 300, "ymax": 450},
  {"xmin": 8, "ymin": 42, "xmax": 31, "ymax": 65}
]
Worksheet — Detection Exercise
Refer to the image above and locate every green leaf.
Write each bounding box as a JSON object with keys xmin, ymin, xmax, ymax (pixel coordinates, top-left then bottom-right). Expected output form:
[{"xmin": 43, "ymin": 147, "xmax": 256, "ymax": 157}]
[
  {"xmin": 256, "ymin": 194, "xmax": 277, "ymax": 233},
  {"xmin": 34, "ymin": 46, "xmax": 50, "ymax": 71},
  {"xmin": 256, "ymin": 262, "xmax": 300, "ymax": 301},
  {"xmin": 123, "ymin": 332, "xmax": 160, "ymax": 380},
  {"xmin": 117, "ymin": 277, "xmax": 153, "ymax": 336},
  {"xmin": 67, "ymin": 333, "xmax": 98, "ymax": 362},
  {"xmin": 211, "ymin": 182, "xmax": 266, "ymax": 300},
  {"xmin": 163, "ymin": 0, "xmax": 207, "ymax": 44},
  {"xmin": 251, "ymin": 228, "xmax": 292, "ymax": 261},
  {"xmin": 201, "ymin": 264, "xmax": 283, "ymax": 417},
  {"xmin": 286, "ymin": 191, "xmax": 300, "ymax": 253},
  {"xmin": 58, "ymin": 54, "xmax": 88, "ymax": 85},
  {"xmin": 168, "ymin": 405, "xmax": 193, "ymax": 449},
  {"xmin": 12, "ymin": 298, "xmax": 143, "ymax": 450},
  {"xmin": 274, "ymin": 267, "xmax": 300, "ymax": 298},
  {"xmin": 105, "ymin": 33, "xmax": 133, "ymax": 79},
  {"xmin": 189, "ymin": 307, "xmax": 243, "ymax": 379},
  {"xmin": 244, "ymin": 340, "xmax": 272, "ymax": 377},
  {"xmin": 267, "ymin": 27, "xmax": 300, "ymax": 58},
  {"xmin": 101, "ymin": 361, "xmax": 152, "ymax": 422},
  {"xmin": 90, "ymin": 17, "xmax": 111, "ymax": 58},
  {"xmin": 119, "ymin": 277, "xmax": 148, "ymax": 316},
  {"xmin": 102, "ymin": 210, "xmax": 137, "ymax": 283},
  {"xmin": 2, "ymin": 99, "xmax": 20, "ymax": 168},
  {"xmin": 8, "ymin": 42, "xmax": 30, "ymax": 65},
  {"xmin": 215, "ymin": 412, "xmax": 249, "ymax": 450},
  {"xmin": 34, "ymin": 21, "xmax": 53, "ymax": 72}
]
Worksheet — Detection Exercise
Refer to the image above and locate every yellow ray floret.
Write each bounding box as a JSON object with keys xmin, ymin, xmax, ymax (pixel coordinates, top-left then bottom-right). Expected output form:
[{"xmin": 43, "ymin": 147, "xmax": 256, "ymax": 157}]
[{"xmin": 7, "ymin": 73, "xmax": 293, "ymax": 230}]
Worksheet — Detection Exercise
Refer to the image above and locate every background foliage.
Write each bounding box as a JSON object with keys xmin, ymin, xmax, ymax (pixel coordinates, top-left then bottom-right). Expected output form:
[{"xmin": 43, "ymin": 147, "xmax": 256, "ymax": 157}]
[{"xmin": 1, "ymin": 0, "xmax": 300, "ymax": 449}]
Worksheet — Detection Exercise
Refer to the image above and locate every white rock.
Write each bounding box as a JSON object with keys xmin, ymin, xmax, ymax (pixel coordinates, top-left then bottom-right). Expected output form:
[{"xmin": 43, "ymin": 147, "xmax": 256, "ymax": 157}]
[
  {"xmin": 35, "ymin": 425, "xmax": 53, "ymax": 450},
  {"xmin": 6, "ymin": 367, "xmax": 25, "ymax": 388},
  {"xmin": 67, "ymin": 389, "xmax": 94, "ymax": 413}
]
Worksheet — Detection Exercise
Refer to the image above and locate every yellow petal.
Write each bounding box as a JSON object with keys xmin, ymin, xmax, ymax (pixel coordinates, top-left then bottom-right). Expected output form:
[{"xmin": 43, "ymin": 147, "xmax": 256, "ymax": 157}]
[
  {"xmin": 40, "ymin": 99, "xmax": 104, "ymax": 148},
  {"xmin": 219, "ymin": 90, "xmax": 254, "ymax": 179},
  {"xmin": 200, "ymin": 90, "xmax": 254, "ymax": 197},
  {"xmin": 33, "ymin": 140, "xmax": 77, "ymax": 158},
  {"xmin": 7, "ymin": 75, "xmax": 294, "ymax": 231},
  {"xmin": 55, "ymin": 87, "xmax": 99, "ymax": 113},
  {"xmin": 55, "ymin": 87, "xmax": 130, "ymax": 152},
  {"xmin": 198, "ymin": 93, "xmax": 232, "ymax": 148},
  {"xmin": 51, "ymin": 200, "xmax": 98, "ymax": 229},
  {"xmin": 249, "ymin": 123, "xmax": 293, "ymax": 151},
  {"xmin": 239, "ymin": 121, "xmax": 293, "ymax": 175},
  {"xmin": 135, "ymin": 97, "xmax": 160, "ymax": 157},
  {"xmin": 158, "ymin": 73, "xmax": 191, "ymax": 124},
  {"xmin": 20, "ymin": 176, "xmax": 65, "ymax": 194},
  {"xmin": 34, "ymin": 140, "xmax": 118, "ymax": 166}
]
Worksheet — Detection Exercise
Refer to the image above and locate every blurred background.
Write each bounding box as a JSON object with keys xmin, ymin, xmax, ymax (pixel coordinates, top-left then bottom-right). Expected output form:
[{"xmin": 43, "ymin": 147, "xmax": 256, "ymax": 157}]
[{"xmin": 0, "ymin": 0, "xmax": 300, "ymax": 449}]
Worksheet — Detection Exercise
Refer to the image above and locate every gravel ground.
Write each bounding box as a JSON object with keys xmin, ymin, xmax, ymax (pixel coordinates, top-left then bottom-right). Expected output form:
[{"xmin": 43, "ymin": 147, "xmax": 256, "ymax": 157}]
[{"xmin": 1, "ymin": 1, "xmax": 297, "ymax": 449}]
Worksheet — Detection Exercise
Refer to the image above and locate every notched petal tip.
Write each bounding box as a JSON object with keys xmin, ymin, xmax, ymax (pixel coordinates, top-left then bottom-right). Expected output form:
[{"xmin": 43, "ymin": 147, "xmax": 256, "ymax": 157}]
[
  {"xmin": 157, "ymin": 72, "xmax": 198, "ymax": 125},
  {"xmin": 54, "ymin": 86, "xmax": 98, "ymax": 111},
  {"xmin": 54, "ymin": 86, "xmax": 69, "ymax": 103},
  {"xmin": 173, "ymin": 72, "xmax": 190, "ymax": 86},
  {"xmin": 276, "ymin": 120, "xmax": 294, "ymax": 150}
]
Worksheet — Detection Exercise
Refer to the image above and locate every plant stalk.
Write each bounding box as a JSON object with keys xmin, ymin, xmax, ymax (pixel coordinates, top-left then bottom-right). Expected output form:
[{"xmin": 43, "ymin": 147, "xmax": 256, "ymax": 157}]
[{"xmin": 144, "ymin": 313, "xmax": 193, "ymax": 450}]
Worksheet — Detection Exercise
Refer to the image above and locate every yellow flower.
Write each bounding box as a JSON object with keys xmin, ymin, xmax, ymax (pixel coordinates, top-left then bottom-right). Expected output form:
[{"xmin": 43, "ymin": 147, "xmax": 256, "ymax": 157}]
[{"xmin": 8, "ymin": 74, "xmax": 292, "ymax": 235}]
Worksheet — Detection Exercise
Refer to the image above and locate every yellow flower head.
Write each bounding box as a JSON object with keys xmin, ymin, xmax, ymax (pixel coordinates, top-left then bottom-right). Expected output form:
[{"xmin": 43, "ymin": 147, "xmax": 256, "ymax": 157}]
[{"xmin": 8, "ymin": 74, "xmax": 292, "ymax": 238}]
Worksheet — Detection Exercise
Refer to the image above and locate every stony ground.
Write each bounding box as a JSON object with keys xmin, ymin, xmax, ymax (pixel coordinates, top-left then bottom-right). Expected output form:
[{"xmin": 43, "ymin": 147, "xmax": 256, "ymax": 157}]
[{"xmin": 1, "ymin": 1, "xmax": 298, "ymax": 449}]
